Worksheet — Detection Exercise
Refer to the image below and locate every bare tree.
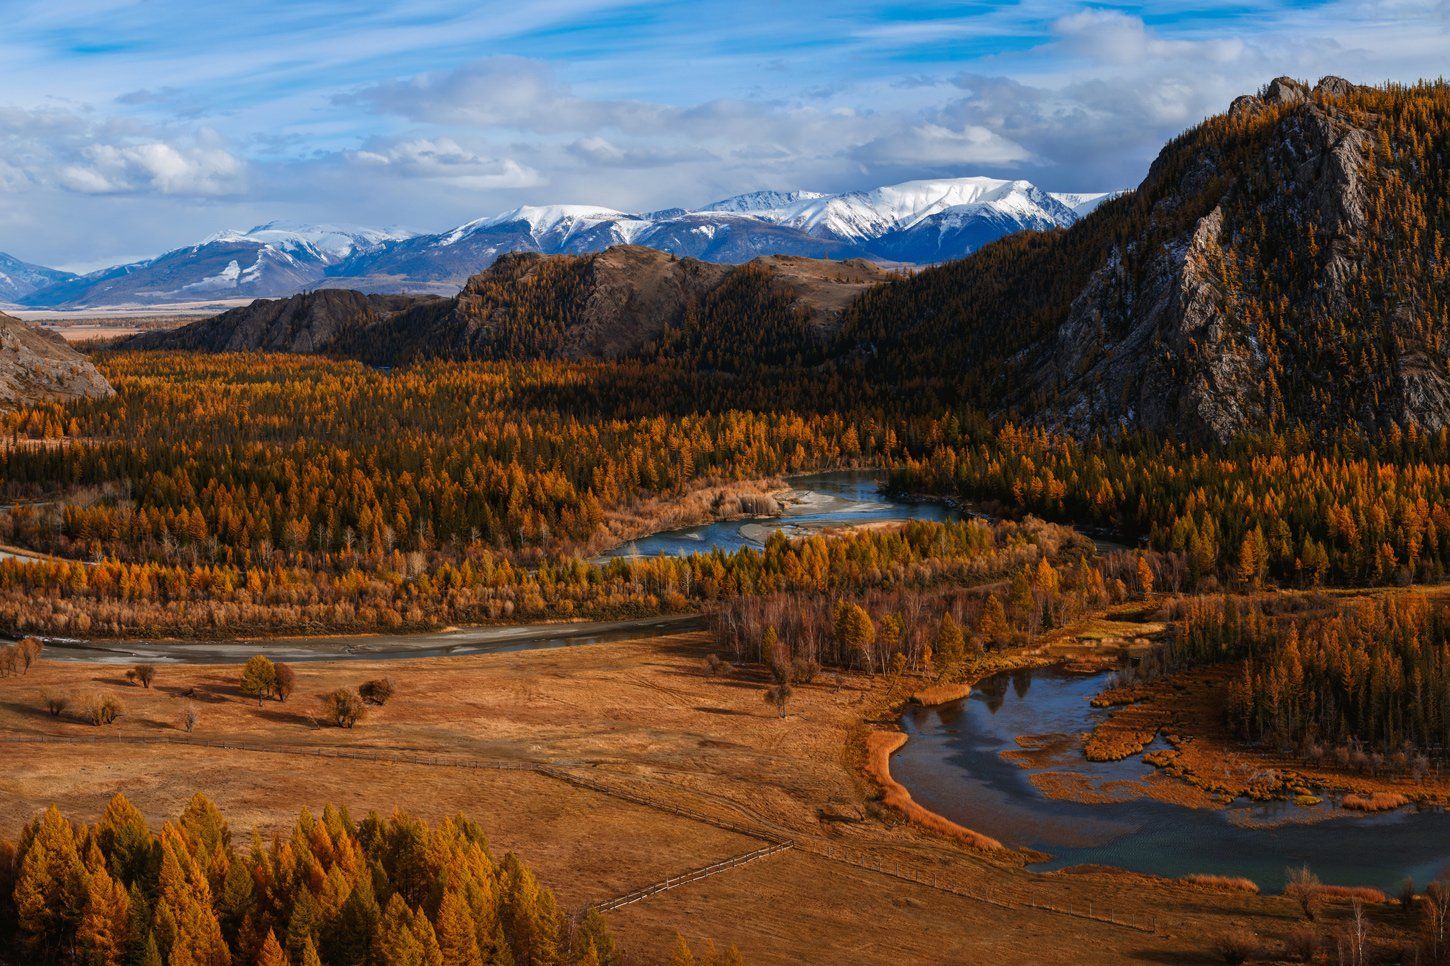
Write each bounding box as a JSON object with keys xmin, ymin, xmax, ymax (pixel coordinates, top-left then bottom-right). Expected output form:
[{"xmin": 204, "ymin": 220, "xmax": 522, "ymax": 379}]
[
  {"xmin": 1339, "ymin": 899, "xmax": 1369, "ymax": 966},
  {"xmin": 764, "ymin": 683, "xmax": 792, "ymax": 718},
  {"xmin": 1284, "ymin": 865, "xmax": 1321, "ymax": 921},
  {"xmin": 177, "ymin": 702, "xmax": 200, "ymax": 734}
]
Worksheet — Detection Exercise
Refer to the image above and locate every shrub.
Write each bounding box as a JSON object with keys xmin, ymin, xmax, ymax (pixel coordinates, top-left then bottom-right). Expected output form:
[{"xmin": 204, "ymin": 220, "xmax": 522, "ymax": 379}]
[
  {"xmin": 324, "ymin": 689, "xmax": 365, "ymax": 728},
  {"xmin": 358, "ymin": 678, "xmax": 395, "ymax": 706},
  {"xmin": 84, "ymin": 692, "xmax": 124, "ymax": 727},
  {"xmin": 1313, "ymin": 884, "xmax": 1387, "ymax": 905},
  {"xmin": 1213, "ymin": 927, "xmax": 1259, "ymax": 965},
  {"xmin": 42, "ymin": 693, "xmax": 67, "ymax": 718},
  {"xmin": 125, "ymin": 664, "xmax": 156, "ymax": 689},
  {"xmin": 1341, "ymin": 791, "xmax": 1409, "ymax": 813},
  {"xmin": 1282, "ymin": 924, "xmax": 1320, "ymax": 963},
  {"xmin": 790, "ymin": 657, "xmax": 820, "ymax": 685},
  {"xmin": 1181, "ymin": 874, "xmax": 1260, "ymax": 894},
  {"xmin": 704, "ymin": 654, "xmax": 732, "ymax": 677}
]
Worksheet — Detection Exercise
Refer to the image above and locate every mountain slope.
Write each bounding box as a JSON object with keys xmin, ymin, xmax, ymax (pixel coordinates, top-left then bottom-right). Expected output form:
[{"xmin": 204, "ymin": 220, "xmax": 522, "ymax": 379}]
[
  {"xmin": 0, "ymin": 312, "xmax": 113, "ymax": 406},
  {"xmin": 133, "ymin": 246, "xmax": 895, "ymax": 369},
  {"xmin": 23, "ymin": 224, "xmax": 412, "ymax": 309},
  {"xmin": 0, "ymin": 253, "xmax": 75, "ymax": 304},
  {"xmin": 124, "ymin": 290, "xmax": 441, "ymax": 354},
  {"xmin": 838, "ymin": 76, "xmax": 1450, "ymax": 441}
]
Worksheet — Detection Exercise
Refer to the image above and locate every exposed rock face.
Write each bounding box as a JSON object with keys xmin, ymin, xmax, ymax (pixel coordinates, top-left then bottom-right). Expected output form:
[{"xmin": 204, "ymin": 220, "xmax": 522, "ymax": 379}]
[
  {"xmin": 122, "ymin": 290, "xmax": 442, "ymax": 354},
  {"xmin": 0, "ymin": 312, "xmax": 114, "ymax": 406},
  {"xmin": 841, "ymin": 76, "xmax": 1449, "ymax": 442},
  {"xmin": 1021, "ymin": 81, "xmax": 1383, "ymax": 440}
]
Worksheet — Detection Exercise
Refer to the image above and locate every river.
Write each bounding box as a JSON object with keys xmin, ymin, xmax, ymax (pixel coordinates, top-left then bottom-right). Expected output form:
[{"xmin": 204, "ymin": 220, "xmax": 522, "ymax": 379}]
[
  {"xmin": 893, "ymin": 666, "xmax": 1450, "ymax": 892},
  {"xmin": 598, "ymin": 470, "xmax": 962, "ymax": 560}
]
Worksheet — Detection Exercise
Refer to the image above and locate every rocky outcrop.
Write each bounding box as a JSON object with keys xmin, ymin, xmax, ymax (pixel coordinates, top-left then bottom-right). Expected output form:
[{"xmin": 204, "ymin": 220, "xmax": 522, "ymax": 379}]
[
  {"xmin": 841, "ymin": 75, "xmax": 1448, "ymax": 442},
  {"xmin": 0, "ymin": 312, "xmax": 113, "ymax": 406},
  {"xmin": 327, "ymin": 246, "xmax": 895, "ymax": 366},
  {"xmin": 1022, "ymin": 79, "xmax": 1381, "ymax": 440}
]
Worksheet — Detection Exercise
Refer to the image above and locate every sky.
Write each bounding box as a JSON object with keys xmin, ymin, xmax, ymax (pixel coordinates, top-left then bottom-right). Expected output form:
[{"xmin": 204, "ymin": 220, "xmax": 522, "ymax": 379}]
[{"xmin": 0, "ymin": 0, "xmax": 1446, "ymax": 271}]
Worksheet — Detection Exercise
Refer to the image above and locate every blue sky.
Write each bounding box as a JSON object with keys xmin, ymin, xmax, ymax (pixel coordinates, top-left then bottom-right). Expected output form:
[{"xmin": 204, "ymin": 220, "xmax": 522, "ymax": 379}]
[{"xmin": 1, "ymin": 0, "xmax": 1446, "ymax": 270}]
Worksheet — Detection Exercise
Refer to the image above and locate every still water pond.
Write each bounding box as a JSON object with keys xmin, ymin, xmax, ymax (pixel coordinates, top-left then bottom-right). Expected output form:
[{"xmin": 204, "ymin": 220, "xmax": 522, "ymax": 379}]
[{"xmin": 894, "ymin": 667, "xmax": 1450, "ymax": 892}]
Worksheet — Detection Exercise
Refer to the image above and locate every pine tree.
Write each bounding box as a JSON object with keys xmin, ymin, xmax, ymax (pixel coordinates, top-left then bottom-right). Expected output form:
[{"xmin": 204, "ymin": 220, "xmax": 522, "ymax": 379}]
[
  {"xmin": 151, "ymin": 824, "xmax": 228, "ymax": 965},
  {"xmin": 977, "ymin": 594, "xmax": 1009, "ymax": 648},
  {"xmin": 670, "ymin": 934, "xmax": 696, "ymax": 966},
  {"xmin": 14, "ymin": 805, "xmax": 87, "ymax": 959},
  {"xmin": 374, "ymin": 895, "xmax": 443, "ymax": 966},
  {"xmin": 256, "ymin": 930, "xmax": 289, "ymax": 966},
  {"xmin": 435, "ymin": 888, "xmax": 483, "ymax": 966},
  {"xmin": 77, "ymin": 846, "xmax": 132, "ymax": 966},
  {"xmin": 94, "ymin": 794, "xmax": 154, "ymax": 889},
  {"xmin": 933, "ymin": 613, "xmax": 966, "ymax": 678}
]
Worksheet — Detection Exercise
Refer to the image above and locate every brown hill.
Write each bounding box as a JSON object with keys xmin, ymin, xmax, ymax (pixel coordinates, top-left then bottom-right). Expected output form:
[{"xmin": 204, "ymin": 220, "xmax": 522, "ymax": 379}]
[
  {"xmin": 0, "ymin": 312, "xmax": 113, "ymax": 407},
  {"xmin": 121, "ymin": 290, "xmax": 443, "ymax": 354},
  {"xmin": 131, "ymin": 247, "xmax": 896, "ymax": 370}
]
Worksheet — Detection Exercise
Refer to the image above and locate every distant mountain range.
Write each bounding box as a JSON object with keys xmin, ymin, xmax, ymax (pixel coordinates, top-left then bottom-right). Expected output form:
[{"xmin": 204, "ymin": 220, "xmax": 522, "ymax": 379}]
[
  {"xmin": 0, "ymin": 253, "xmax": 77, "ymax": 303},
  {"xmin": 5, "ymin": 177, "xmax": 1116, "ymax": 308}
]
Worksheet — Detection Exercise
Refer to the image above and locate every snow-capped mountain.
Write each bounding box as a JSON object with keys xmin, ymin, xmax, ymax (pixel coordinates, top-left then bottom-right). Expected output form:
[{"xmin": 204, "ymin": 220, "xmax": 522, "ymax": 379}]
[
  {"xmin": 328, "ymin": 176, "xmax": 1120, "ymax": 289},
  {"xmin": 0, "ymin": 252, "xmax": 76, "ymax": 305},
  {"xmin": 697, "ymin": 190, "xmax": 828, "ymax": 214},
  {"xmin": 17, "ymin": 177, "xmax": 1121, "ymax": 306},
  {"xmin": 21, "ymin": 223, "xmax": 413, "ymax": 309}
]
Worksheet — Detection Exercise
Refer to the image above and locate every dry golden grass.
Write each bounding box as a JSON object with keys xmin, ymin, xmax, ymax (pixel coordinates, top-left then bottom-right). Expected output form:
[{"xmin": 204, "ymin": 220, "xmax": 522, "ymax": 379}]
[
  {"xmin": 1181, "ymin": 874, "xmax": 1261, "ymax": 894},
  {"xmin": 864, "ymin": 730, "xmax": 1004, "ymax": 851},
  {"xmin": 0, "ymin": 630, "xmax": 1404, "ymax": 963},
  {"xmin": 1341, "ymin": 792, "xmax": 1411, "ymax": 812},
  {"xmin": 1312, "ymin": 884, "xmax": 1388, "ymax": 904}
]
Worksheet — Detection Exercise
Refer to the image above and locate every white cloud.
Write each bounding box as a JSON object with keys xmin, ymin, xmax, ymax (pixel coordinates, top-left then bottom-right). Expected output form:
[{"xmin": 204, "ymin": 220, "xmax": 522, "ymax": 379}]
[
  {"xmin": 0, "ymin": 108, "xmax": 246, "ymax": 197},
  {"xmin": 60, "ymin": 134, "xmax": 245, "ymax": 195},
  {"xmin": 1051, "ymin": 10, "xmax": 1246, "ymax": 67},
  {"xmin": 351, "ymin": 137, "xmax": 542, "ymax": 190}
]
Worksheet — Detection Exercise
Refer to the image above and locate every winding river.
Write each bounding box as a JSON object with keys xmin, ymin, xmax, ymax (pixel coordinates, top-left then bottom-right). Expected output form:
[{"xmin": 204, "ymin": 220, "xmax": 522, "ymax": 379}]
[
  {"xmin": 894, "ymin": 667, "xmax": 1450, "ymax": 891},
  {"xmin": 598, "ymin": 470, "xmax": 962, "ymax": 559},
  {"xmin": 33, "ymin": 468, "xmax": 1450, "ymax": 889}
]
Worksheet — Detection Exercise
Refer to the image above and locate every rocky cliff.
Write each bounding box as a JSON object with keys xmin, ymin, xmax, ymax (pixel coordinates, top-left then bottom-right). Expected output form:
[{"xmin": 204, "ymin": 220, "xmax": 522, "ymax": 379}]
[
  {"xmin": 841, "ymin": 76, "xmax": 1450, "ymax": 441},
  {"xmin": 0, "ymin": 312, "xmax": 114, "ymax": 406}
]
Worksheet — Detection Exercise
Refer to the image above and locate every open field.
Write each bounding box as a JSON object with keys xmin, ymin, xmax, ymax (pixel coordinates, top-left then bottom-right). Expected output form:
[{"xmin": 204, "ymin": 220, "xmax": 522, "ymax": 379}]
[{"xmin": 0, "ymin": 626, "xmax": 1409, "ymax": 963}]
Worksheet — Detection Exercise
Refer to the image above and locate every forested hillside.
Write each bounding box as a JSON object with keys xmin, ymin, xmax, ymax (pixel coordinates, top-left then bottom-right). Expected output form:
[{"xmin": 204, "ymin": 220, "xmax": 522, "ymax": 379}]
[{"xmin": 839, "ymin": 77, "xmax": 1450, "ymax": 441}]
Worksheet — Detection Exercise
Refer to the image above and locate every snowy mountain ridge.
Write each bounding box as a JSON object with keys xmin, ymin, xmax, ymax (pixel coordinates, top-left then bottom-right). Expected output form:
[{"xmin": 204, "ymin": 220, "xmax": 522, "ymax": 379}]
[{"xmin": 15, "ymin": 176, "xmax": 1121, "ymax": 307}]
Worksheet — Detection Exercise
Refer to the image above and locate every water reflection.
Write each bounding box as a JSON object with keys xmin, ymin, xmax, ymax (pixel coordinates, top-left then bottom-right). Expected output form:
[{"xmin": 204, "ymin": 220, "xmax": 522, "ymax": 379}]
[{"xmin": 894, "ymin": 666, "xmax": 1450, "ymax": 891}]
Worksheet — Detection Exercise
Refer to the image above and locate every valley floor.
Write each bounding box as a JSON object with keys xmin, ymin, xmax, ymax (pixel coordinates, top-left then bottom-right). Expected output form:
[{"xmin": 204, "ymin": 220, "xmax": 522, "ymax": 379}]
[{"xmin": 0, "ymin": 627, "xmax": 1406, "ymax": 963}]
